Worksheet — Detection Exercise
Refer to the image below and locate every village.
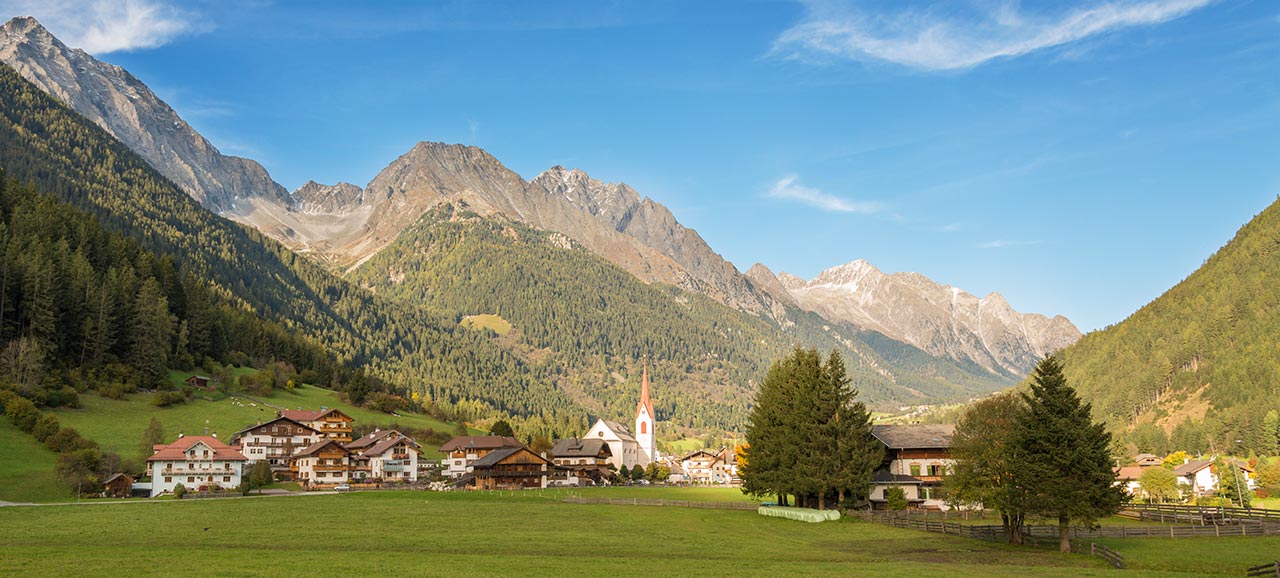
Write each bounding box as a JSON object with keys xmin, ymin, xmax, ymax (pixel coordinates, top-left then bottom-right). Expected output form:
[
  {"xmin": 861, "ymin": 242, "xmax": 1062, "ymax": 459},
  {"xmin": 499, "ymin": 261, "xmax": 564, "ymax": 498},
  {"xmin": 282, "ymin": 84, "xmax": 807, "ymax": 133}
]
[{"xmin": 114, "ymin": 367, "xmax": 1259, "ymax": 513}]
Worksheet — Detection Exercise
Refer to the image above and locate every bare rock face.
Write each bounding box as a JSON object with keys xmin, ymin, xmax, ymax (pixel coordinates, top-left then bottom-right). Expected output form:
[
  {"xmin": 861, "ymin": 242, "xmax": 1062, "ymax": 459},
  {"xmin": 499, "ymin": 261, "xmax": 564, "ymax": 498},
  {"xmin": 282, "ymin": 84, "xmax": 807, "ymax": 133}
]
[
  {"xmin": 0, "ymin": 17, "xmax": 290, "ymax": 211},
  {"xmin": 778, "ymin": 259, "xmax": 1081, "ymax": 378},
  {"xmin": 290, "ymin": 181, "xmax": 363, "ymax": 215}
]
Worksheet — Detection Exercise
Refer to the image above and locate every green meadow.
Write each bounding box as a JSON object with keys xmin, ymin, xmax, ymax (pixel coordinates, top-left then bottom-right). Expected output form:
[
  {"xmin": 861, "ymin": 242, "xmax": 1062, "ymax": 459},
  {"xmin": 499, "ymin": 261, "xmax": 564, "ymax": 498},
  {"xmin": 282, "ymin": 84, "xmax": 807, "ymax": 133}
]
[
  {"xmin": 2, "ymin": 489, "xmax": 1276, "ymax": 577},
  {"xmin": 50, "ymin": 382, "xmax": 467, "ymax": 462}
]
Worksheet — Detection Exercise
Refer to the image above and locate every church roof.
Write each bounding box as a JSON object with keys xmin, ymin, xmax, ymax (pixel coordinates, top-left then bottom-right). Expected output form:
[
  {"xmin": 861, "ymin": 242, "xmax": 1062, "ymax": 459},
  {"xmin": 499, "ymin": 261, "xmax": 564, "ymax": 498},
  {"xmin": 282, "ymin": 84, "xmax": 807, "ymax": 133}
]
[
  {"xmin": 636, "ymin": 363, "xmax": 654, "ymax": 420},
  {"xmin": 597, "ymin": 420, "xmax": 636, "ymax": 443}
]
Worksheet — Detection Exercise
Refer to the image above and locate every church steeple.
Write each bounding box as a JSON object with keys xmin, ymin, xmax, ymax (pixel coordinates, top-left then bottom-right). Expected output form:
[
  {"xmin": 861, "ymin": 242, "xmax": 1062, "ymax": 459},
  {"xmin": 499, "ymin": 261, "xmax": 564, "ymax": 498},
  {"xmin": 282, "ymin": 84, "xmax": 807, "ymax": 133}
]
[{"xmin": 636, "ymin": 362, "xmax": 654, "ymax": 420}]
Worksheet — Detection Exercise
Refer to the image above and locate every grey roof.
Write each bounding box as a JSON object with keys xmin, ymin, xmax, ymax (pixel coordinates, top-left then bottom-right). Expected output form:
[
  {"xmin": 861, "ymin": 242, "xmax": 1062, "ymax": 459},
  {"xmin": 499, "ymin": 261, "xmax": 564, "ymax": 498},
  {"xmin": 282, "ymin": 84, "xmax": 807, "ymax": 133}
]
[
  {"xmin": 871, "ymin": 424, "xmax": 955, "ymax": 450},
  {"xmin": 600, "ymin": 420, "xmax": 636, "ymax": 443},
  {"xmin": 1173, "ymin": 459, "xmax": 1212, "ymax": 476},
  {"xmin": 439, "ymin": 436, "xmax": 524, "ymax": 452},
  {"xmin": 551, "ymin": 438, "xmax": 612, "ymax": 458},
  {"xmin": 470, "ymin": 447, "xmax": 524, "ymax": 468}
]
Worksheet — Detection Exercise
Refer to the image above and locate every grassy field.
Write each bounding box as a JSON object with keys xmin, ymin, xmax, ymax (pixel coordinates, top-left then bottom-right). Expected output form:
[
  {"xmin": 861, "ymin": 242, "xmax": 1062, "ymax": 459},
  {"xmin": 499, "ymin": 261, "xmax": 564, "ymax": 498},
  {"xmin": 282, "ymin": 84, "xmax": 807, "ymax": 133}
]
[
  {"xmin": 2, "ymin": 489, "xmax": 1274, "ymax": 577},
  {"xmin": 51, "ymin": 383, "xmax": 464, "ymax": 461},
  {"xmin": 0, "ymin": 420, "xmax": 71, "ymax": 503},
  {"xmin": 460, "ymin": 313, "xmax": 513, "ymax": 335}
]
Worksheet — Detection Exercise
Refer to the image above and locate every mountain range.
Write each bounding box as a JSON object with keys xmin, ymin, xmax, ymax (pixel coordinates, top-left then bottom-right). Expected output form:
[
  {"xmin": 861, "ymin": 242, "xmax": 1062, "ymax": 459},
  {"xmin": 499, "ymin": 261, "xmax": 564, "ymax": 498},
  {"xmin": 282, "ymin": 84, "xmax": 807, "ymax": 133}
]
[{"xmin": 0, "ymin": 16, "xmax": 1083, "ymax": 427}]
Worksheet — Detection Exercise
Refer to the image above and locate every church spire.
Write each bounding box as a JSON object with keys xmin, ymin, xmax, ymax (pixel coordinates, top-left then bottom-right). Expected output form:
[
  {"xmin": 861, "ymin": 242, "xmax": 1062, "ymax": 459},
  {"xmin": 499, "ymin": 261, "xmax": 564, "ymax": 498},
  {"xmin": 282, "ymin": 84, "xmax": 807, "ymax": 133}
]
[{"xmin": 636, "ymin": 361, "xmax": 654, "ymax": 419}]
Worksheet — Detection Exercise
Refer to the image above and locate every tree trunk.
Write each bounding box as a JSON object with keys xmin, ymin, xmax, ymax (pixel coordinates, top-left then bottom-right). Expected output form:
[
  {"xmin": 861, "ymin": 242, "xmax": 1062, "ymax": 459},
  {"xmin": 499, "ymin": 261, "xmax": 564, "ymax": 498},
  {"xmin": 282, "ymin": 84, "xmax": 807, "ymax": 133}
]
[
  {"xmin": 818, "ymin": 493, "xmax": 826, "ymax": 510},
  {"xmin": 1058, "ymin": 513, "xmax": 1071, "ymax": 553}
]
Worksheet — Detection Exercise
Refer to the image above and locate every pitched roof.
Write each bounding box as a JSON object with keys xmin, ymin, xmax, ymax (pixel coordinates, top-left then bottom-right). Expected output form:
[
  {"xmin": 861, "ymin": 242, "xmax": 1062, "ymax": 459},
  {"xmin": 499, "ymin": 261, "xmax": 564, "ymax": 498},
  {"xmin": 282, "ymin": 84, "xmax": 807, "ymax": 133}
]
[
  {"xmin": 597, "ymin": 420, "xmax": 636, "ymax": 443},
  {"xmin": 362, "ymin": 434, "xmax": 419, "ymax": 457},
  {"xmin": 293, "ymin": 439, "xmax": 351, "ymax": 458},
  {"xmin": 871, "ymin": 424, "xmax": 955, "ymax": 450},
  {"xmin": 551, "ymin": 438, "xmax": 612, "ymax": 458},
  {"xmin": 279, "ymin": 408, "xmax": 351, "ymax": 422},
  {"xmin": 103, "ymin": 472, "xmax": 132, "ymax": 485},
  {"xmin": 347, "ymin": 429, "xmax": 399, "ymax": 450},
  {"xmin": 230, "ymin": 416, "xmax": 319, "ymax": 439},
  {"xmin": 681, "ymin": 449, "xmax": 719, "ymax": 461},
  {"xmin": 636, "ymin": 363, "xmax": 655, "ymax": 420},
  {"xmin": 1173, "ymin": 459, "xmax": 1213, "ymax": 476},
  {"xmin": 1114, "ymin": 466, "xmax": 1147, "ymax": 481},
  {"xmin": 470, "ymin": 447, "xmax": 545, "ymax": 468},
  {"xmin": 147, "ymin": 436, "xmax": 247, "ymax": 462},
  {"xmin": 439, "ymin": 436, "xmax": 525, "ymax": 452}
]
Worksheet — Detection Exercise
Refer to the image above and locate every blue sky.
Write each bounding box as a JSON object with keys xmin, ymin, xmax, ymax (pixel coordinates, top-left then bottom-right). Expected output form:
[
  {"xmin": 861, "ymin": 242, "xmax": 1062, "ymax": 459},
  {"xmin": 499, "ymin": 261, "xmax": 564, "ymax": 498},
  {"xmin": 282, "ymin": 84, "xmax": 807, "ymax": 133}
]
[{"xmin": 5, "ymin": 0, "xmax": 1278, "ymax": 332}]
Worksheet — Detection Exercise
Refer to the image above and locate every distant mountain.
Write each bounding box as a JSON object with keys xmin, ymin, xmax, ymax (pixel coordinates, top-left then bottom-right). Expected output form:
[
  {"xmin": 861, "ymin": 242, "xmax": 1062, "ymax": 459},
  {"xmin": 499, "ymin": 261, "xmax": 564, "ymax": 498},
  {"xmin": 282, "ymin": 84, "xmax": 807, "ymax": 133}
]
[
  {"xmin": 290, "ymin": 181, "xmax": 363, "ymax": 215},
  {"xmin": 0, "ymin": 16, "xmax": 290, "ymax": 211},
  {"xmin": 1056, "ymin": 197, "xmax": 1280, "ymax": 454},
  {"xmin": 765, "ymin": 259, "xmax": 1081, "ymax": 379}
]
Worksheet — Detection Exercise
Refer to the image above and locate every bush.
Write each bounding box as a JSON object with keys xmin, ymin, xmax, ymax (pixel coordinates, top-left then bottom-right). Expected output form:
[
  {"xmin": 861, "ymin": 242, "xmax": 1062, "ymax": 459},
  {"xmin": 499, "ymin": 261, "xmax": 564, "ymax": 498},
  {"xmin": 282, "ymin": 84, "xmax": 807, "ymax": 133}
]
[
  {"xmin": 885, "ymin": 486, "xmax": 909, "ymax": 510},
  {"xmin": 43, "ymin": 385, "xmax": 80, "ymax": 409},
  {"xmin": 4, "ymin": 396, "xmax": 40, "ymax": 432},
  {"xmin": 173, "ymin": 483, "xmax": 186, "ymax": 499},
  {"xmin": 46, "ymin": 426, "xmax": 95, "ymax": 453},
  {"xmin": 31, "ymin": 413, "xmax": 60, "ymax": 442},
  {"xmin": 152, "ymin": 390, "xmax": 187, "ymax": 407}
]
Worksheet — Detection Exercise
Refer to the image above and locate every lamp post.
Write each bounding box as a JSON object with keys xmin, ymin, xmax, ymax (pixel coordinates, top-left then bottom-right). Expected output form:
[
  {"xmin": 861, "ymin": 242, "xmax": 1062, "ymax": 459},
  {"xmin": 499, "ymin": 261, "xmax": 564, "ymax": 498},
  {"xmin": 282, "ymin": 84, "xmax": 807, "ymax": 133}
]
[{"xmin": 1232, "ymin": 439, "xmax": 1246, "ymax": 508}]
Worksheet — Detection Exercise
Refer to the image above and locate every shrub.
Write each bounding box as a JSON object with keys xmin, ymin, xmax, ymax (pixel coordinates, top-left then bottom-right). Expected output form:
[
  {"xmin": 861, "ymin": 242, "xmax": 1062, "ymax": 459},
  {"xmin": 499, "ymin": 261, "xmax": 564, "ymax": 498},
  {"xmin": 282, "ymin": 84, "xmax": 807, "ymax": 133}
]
[
  {"xmin": 46, "ymin": 426, "xmax": 95, "ymax": 453},
  {"xmin": 31, "ymin": 413, "xmax": 60, "ymax": 442},
  {"xmin": 4, "ymin": 396, "xmax": 40, "ymax": 432},
  {"xmin": 885, "ymin": 486, "xmax": 909, "ymax": 510},
  {"xmin": 152, "ymin": 390, "xmax": 187, "ymax": 407},
  {"xmin": 173, "ymin": 483, "xmax": 186, "ymax": 499}
]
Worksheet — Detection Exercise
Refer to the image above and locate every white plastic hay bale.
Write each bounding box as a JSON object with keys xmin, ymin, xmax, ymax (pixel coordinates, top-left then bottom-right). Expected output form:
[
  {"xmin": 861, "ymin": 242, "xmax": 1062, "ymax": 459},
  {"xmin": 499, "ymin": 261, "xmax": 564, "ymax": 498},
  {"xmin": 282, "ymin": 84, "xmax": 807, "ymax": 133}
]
[{"xmin": 757, "ymin": 506, "xmax": 841, "ymax": 523}]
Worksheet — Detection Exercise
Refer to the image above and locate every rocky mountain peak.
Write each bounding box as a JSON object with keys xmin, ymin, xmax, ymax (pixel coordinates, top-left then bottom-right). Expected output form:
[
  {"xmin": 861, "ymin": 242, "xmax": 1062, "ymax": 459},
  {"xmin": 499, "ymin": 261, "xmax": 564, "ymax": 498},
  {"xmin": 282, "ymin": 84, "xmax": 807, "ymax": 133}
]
[
  {"xmin": 290, "ymin": 181, "xmax": 364, "ymax": 215},
  {"xmin": 0, "ymin": 17, "xmax": 290, "ymax": 212}
]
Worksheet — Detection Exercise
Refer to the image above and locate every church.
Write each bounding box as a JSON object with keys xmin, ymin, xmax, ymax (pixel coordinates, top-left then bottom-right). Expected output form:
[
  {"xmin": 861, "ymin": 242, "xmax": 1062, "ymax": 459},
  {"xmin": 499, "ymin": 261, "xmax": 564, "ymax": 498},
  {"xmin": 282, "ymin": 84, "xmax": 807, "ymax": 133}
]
[{"xmin": 584, "ymin": 364, "xmax": 658, "ymax": 470}]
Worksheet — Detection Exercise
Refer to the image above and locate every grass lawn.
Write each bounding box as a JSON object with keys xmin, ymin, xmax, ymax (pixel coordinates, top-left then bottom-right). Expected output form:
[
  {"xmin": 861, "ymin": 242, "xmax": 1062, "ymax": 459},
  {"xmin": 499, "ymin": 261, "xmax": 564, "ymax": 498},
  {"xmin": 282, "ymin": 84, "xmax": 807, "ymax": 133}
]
[
  {"xmin": 460, "ymin": 313, "xmax": 513, "ymax": 335},
  {"xmin": 51, "ymin": 383, "xmax": 464, "ymax": 461},
  {"xmin": 1253, "ymin": 497, "xmax": 1280, "ymax": 510},
  {"xmin": 661, "ymin": 437, "xmax": 705, "ymax": 455},
  {"xmin": 0, "ymin": 490, "xmax": 1155, "ymax": 577},
  {"xmin": 0, "ymin": 420, "xmax": 71, "ymax": 503},
  {"xmin": 556, "ymin": 485, "xmax": 762, "ymax": 502}
]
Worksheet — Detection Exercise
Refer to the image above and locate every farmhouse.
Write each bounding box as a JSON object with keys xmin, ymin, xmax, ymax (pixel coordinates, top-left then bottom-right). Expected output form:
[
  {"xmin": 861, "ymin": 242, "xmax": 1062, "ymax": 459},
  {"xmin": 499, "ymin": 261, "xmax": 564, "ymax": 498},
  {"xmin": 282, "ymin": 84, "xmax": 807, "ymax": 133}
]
[
  {"xmin": 869, "ymin": 424, "xmax": 955, "ymax": 510},
  {"xmin": 1114, "ymin": 466, "xmax": 1147, "ymax": 498},
  {"xmin": 583, "ymin": 364, "xmax": 659, "ymax": 470},
  {"xmin": 347, "ymin": 429, "xmax": 421, "ymax": 482},
  {"xmin": 230, "ymin": 416, "xmax": 321, "ymax": 477},
  {"xmin": 146, "ymin": 435, "xmax": 247, "ymax": 497},
  {"xmin": 280, "ymin": 408, "xmax": 355, "ymax": 442},
  {"xmin": 439, "ymin": 436, "xmax": 526, "ymax": 478},
  {"xmin": 185, "ymin": 375, "xmax": 212, "ymax": 389},
  {"xmin": 464, "ymin": 447, "xmax": 552, "ymax": 490},
  {"xmin": 679, "ymin": 449, "xmax": 719, "ymax": 484},
  {"xmin": 550, "ymin": 437, "xmax": 613, "ymax": 485},
  {"xmin": 291, "ymin": 439, "xmax": 353, "ymax": 488},
  {"xmin": 102, "ymin": 473, "xmax": 133, "ymax": 498},
  {"xmin": 1173, "ymin": 459, "xmax": 1254, "ymax": 496}
]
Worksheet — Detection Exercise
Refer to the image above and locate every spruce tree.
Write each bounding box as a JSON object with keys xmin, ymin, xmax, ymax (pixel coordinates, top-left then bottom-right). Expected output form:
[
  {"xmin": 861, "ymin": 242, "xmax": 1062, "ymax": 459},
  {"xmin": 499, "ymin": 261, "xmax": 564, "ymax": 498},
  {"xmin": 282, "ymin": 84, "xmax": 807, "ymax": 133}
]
[
  {"xmin": 1013, "ymin": 356, "xmax": 1124, "ymax": 552},
  {"xmin": 130, "ymin": 279, "xmax": 173, "ymax": 389}
]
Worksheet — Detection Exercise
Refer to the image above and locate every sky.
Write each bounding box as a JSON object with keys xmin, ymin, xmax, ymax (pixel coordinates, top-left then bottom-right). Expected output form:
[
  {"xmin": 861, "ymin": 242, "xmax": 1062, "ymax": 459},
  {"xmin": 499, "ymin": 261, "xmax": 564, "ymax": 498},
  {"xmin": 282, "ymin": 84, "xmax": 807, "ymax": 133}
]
[{"xmin": 3, "ymin": 0, "xmax": 1277, "ymax": 332}]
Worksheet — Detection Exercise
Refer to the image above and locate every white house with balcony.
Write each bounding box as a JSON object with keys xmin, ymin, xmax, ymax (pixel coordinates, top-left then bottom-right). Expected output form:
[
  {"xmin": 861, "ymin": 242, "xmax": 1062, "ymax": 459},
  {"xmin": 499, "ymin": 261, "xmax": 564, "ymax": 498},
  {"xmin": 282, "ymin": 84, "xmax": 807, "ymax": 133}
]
[
  {"xmin": 146, "ymin": 435, "xmax": 247, "ymax": 497},
  {"xmin": 347, "ymin": 429, "xmax": 421, "ymax": 482},
  {"xmin": 229, "ymin": 416, "xmax": 320, "ymax": 477}
]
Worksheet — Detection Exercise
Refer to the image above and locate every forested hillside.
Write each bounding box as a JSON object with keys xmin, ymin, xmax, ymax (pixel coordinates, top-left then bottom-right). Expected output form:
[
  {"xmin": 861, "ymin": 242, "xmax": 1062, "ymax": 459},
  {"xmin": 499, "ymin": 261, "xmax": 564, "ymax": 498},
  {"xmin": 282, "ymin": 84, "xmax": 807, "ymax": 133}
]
[
  {"xmin": 350, "ymin": 207, "xmax": 1014, "ymax": 427},
  {"xmin": 1058, "ymin": 197, "xmax": 1280, "ymax": 455},
  {"xmin": 0, "ymin": 62, "xmax": 582, "ymax": 433}
]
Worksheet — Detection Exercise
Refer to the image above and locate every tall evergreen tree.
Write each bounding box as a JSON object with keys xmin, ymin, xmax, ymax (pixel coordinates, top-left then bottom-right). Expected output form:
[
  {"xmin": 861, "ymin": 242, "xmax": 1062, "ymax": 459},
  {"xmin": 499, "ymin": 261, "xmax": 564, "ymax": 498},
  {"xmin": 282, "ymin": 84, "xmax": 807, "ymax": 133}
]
[
  {"xmin": 741, "ymin": 347, "xmax": 879, "ymax": 509},
  {"xmin": 130, "ymin": 279, "xmax": 173, "ymax": 388},
  {"xmin": 1012, "ymin": 356, "xmax": 1124, "ymax": 552}
]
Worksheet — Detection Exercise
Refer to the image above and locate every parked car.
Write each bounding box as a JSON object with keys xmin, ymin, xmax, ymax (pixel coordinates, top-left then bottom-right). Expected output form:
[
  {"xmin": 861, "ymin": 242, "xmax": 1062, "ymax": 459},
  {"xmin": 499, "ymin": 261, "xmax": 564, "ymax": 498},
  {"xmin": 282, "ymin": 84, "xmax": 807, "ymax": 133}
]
[{"xmin": 334, "ymin": 484, "xmax": 351, "ymax": 492}]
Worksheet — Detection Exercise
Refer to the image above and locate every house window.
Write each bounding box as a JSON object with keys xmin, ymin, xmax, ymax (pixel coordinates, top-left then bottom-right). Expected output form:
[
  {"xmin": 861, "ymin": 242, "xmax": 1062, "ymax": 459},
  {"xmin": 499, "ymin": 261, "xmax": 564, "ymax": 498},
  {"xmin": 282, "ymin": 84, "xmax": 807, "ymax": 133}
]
[
  {"xmin": 223, "ymin": 476, "xmax": 231, "ymax": 482},
  {"xmin": 921, "ymin": 487, "xmax": 931, "ymax": 500},
  {"xmin": 165, "ymin": 476, "xmax": 172, "ymax": 483},
  {"xmin": 640, "ymin": 422, "xmax": 647, "ymax": 434},
  {"xmin": 187, "ymin": 477, "xmax": 194, "ymax": 483},
  {"xmin": 910, "ymin": 464, "xmax": 921, "ymax": 477}
]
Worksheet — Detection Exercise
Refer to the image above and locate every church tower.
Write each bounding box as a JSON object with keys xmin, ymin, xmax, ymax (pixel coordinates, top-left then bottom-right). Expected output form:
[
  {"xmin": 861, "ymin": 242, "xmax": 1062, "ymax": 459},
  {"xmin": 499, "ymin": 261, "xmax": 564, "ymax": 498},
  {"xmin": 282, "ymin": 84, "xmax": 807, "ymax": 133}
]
[{"xmin": 635, "ymin": 362, "xmax": 657, "ymax": 466}]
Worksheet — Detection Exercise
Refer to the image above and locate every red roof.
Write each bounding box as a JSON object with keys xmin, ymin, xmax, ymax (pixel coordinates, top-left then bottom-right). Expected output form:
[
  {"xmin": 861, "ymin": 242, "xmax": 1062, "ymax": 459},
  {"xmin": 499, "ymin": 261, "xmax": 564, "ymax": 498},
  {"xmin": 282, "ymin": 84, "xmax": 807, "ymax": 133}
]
[
  {"xmin": 147, "ymin": 436, "xmax": 247, "ymax": 462},
  {"xmin": 636, "ymin": 363, "xmax": 654, "ymax": 420}
]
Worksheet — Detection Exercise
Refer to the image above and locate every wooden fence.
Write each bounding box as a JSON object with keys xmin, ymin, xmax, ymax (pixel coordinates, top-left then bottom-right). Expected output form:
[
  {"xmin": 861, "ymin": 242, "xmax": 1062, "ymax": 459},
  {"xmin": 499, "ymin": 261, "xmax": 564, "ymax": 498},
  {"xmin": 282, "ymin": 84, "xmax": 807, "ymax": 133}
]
[
  {"xmin": 1127, "ymin": 503, "xmax": 1280, "ymax": 525},
  {"xmin": 1247, "ymin": 561, "xmax": 1280, "ymax": 577},
  {"xmin": 562, "ymin": 497, "xmax": 760, "ymax": 510},
  {"xmin": 859, "ymin": 512, "xmax": 1280, "ymax": 538},
  {"xmin": 1087, "ymin": 542, "xmax": 1125, "ymax": 569}
]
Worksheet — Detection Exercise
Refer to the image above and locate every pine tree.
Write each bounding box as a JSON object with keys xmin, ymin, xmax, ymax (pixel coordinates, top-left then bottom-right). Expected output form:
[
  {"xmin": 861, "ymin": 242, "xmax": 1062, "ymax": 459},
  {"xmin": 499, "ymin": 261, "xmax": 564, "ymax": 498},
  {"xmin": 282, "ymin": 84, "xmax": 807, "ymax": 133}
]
[
  {"xmin": 130, "ymin": 279, "xmax": 172, "ymax": 388},
  {"xmin": 140, "ymin": 417, "xmax": 165, "ymax": 459},
  {"xmin": 1012, "ymin": 356, "xmax": 1125, "ymax": 552}
]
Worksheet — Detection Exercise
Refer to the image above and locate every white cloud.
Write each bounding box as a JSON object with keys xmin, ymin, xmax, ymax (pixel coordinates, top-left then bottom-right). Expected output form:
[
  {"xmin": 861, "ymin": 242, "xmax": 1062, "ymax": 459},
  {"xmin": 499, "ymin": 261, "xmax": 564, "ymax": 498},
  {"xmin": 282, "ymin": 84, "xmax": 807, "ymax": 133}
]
[
  {"xmin": 772, "ymin": 0, "xmax": 1212, "ymax": 71},
  {"xmin": 766, "ymin": 174, "xmax": 881, "ymax": 213},
  {"xmin": 2, "ymin": 0, "xmax": 204, "ymax": 54}
]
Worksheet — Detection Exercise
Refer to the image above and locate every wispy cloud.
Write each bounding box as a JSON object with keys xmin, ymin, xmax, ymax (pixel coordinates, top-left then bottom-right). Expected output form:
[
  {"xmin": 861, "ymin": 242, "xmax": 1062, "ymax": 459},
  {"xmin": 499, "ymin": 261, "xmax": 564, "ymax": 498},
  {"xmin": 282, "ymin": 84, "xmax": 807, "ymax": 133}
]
[
  {"xmin": 936, "ymin": 222, "xmax": 963, "ymax": 233},
  {"xmin": 2, "ymin": 0, "xmax": 205, "ymax": 54},
  {"xmin": 772, "ymin": 0, "xmax": 1212, "ymax": 71},
  {"xmin": 977, "ymin": 239, "xmax": 1043, "ymax": 249},
  {"xmin": 766, "ymin": 174, "xmax": 881, "ymax": 213}
]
